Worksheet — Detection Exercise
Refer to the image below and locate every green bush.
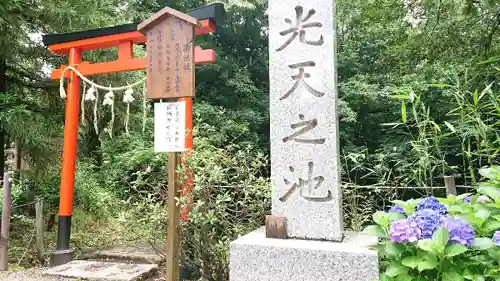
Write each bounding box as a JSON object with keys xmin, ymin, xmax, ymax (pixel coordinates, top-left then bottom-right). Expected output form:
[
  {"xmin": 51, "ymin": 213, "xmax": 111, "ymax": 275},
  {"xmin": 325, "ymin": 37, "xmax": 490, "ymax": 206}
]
[
  {"xmin": 364, "ymin": 166, "xmax": 500, "ymax": 280},
  {"xmin": 178, "ymin": 135, "xmax": 270, "ymax": 281},
  {"xmin": 91, "ymin": 126, "xmax": 270, "ymax": 280}
]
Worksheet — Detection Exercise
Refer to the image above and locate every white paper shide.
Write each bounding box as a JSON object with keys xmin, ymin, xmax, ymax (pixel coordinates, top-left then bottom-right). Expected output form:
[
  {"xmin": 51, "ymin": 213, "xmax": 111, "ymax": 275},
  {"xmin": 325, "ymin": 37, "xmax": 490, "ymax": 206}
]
[{"xmin": 154, "ymin": 101, "xmax": 186, "ymax": 152}]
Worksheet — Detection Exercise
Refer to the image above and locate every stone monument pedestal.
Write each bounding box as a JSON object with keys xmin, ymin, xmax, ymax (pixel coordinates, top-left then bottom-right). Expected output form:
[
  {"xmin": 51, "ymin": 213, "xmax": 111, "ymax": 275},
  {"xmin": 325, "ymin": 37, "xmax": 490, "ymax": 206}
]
[{"xmin": 230, "ymin": 228, "xmax": 379, "ymax": 281}]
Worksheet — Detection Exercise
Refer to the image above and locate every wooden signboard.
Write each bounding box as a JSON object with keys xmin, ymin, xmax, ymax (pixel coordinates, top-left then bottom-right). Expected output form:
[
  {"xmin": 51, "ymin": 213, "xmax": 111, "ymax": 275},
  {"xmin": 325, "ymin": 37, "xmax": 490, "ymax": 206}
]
[
  {"xmin": 138, "ymin": 7, "xmax": 197, "ymax": 99},
  {"xmin": 154, "ymin": 101, "xmax": 186, "ymax": 152}
]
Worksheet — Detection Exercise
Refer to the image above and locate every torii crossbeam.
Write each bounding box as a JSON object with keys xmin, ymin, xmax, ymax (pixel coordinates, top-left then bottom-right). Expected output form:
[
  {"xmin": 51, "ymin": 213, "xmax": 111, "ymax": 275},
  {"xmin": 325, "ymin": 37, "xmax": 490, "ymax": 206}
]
[{"xmin": 42, "ymin": 3, "xmax": 224, "ymax": 266}]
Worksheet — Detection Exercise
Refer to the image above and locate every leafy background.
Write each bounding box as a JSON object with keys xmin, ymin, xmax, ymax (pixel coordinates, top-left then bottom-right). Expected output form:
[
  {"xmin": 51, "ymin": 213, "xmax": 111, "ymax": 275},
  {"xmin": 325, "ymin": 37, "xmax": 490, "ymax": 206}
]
[{"xmin": 0, "ymin": 0, "xmax": 499, "ymax": 279}]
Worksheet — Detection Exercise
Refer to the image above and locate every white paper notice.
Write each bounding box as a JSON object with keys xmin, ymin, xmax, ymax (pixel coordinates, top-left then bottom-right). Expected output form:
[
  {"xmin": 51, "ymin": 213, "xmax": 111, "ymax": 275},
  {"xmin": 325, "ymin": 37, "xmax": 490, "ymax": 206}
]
[{"xmin": 154, "ymin": 101, "xmax": 186, "ymax": 152}]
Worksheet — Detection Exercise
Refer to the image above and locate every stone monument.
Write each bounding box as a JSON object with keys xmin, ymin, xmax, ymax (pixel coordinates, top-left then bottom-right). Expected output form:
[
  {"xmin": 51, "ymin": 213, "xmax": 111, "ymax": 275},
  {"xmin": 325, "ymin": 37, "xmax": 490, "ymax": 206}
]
[{"xmin": 229, "ymin": 0, "xmax": 380, "ymax": 280}]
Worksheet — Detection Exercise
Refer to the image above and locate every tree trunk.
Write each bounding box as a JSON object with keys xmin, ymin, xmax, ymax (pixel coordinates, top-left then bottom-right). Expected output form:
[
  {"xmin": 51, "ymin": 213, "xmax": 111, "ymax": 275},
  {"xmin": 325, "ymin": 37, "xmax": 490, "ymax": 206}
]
[{"xmin": 0, "ymin": 131, "xmax": 4, "ymax": 182}]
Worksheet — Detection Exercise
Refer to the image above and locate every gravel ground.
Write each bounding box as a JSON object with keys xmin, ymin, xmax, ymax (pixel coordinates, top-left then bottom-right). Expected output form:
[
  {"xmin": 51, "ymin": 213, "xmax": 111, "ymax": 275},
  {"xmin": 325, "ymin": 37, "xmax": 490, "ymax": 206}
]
[{"xmin": 0, "ymin": 268, "xmax": 78, "ymax": 281}]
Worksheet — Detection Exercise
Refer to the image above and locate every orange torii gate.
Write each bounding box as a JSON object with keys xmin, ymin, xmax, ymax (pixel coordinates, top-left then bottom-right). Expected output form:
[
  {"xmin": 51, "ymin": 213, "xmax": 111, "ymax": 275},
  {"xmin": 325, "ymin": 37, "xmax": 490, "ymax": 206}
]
[{"xmin": 42, "ymin": 3, "xmax": 224, "ymax": 266}]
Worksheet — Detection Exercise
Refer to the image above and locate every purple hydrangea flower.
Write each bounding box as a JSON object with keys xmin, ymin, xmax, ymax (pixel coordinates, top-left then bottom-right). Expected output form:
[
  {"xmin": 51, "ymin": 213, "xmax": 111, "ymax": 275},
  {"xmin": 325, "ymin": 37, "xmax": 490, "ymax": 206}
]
[
  {"xmin": 464, "ymin": 196, "xmax": 473, "ymax": 204},
  {"xmin": 417, "ymin": 196, "xmax": 447, "ymax": 214},
  {"xmin": 389, "ymin": 205, "xmax": 406, "ymax": 216},
  {"xmin": 493, "ymin": 231, "xmax": 500, "ymax": 246},
  {"xmin": 389, "ymin": 219, "xmax": 421, "ymax": 243},
  {"xmin": 410, "ymin": 209, "xmax": 445, "ymax": 239},
  {"xmin": 444, "ymin": 219, "xmax": 475, "ymax": 247}
]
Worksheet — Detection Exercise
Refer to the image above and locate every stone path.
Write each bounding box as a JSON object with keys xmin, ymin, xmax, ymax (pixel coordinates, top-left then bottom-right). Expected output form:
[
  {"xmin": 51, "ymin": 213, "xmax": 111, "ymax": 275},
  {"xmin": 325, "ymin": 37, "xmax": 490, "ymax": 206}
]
[
  {"xmin": 0, "ymin": 242, "xmax": 166, "ymax": 281},
  {"xmin": 44, "ymin": 260, "xmax": 158, "ymax": 281},
  {"xmin": 83, "ymin": 242, "xmax": 166, "ymax": 264}
]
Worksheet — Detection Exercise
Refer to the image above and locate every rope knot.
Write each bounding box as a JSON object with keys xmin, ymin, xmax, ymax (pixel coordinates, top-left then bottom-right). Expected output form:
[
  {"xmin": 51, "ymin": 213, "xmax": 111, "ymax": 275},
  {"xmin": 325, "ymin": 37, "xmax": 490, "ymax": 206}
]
[
  {"xmin": 123, "ymin": 87, "xmax": 135, "ymax": 103},
  {"xmin": 103, "ymin": 88, "xmax": 114, "ymax": 106},
  {"xmin": 85, "ymin": 86, "xmax": 97, "ymax": 101}
]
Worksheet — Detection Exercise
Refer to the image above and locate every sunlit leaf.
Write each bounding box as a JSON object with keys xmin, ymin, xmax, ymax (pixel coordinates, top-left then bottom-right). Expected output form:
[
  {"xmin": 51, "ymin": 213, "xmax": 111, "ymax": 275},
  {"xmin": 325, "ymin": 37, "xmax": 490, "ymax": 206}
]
[
  {"xmin": 444, "ymin": 121, "xmax": 456, "ymax": 133},
  {"xmin": 402, "ymin": 102, "xmax": 407, "ymax": 123}
]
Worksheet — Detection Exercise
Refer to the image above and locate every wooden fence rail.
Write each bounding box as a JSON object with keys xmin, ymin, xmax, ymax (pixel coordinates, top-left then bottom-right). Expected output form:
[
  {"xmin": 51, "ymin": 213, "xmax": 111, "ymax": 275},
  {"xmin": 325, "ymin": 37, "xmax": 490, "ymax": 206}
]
[
  {"xmin": 0, "ymin": 172, "xmax": 11, "ymax": 271},
  {"xmin": 342, "ymin": 176, "xmax": 476, "ymax": 196},
  {"xmin": 35, "ymin": 198, "xmax": 45, "ymax": 264}
]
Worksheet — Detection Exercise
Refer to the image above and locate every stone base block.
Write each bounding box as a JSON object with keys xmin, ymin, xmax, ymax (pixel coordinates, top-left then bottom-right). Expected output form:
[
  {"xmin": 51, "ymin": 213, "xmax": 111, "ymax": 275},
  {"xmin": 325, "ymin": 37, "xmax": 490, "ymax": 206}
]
[{"xmin": 230, "ymin": 228, "xmax": 379, "ymax": 281}]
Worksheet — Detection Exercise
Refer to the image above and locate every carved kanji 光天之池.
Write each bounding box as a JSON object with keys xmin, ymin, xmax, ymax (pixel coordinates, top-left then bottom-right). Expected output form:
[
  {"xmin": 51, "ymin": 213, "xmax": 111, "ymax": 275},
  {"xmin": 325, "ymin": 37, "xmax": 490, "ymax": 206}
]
[
  {"xmin": 280, "ymin": 61, "xmax": 325, "ymax": 100},
  {"xmin": 283, "ymin": 114, "xmax": 325, "ymax": 144},
  {"xmin": 279, "ymin": 162, "xmax": 331, "ymax": 202},
  {"xmin": 276, "ymin": 6, "xmax": 324, "ymax": 52}
]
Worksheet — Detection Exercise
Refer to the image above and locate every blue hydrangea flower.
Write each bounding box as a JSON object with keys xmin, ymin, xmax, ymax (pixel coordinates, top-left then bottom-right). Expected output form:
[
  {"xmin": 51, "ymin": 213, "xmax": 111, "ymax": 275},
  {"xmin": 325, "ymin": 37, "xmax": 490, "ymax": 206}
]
[
  {"xmin": 389, "ymin": 205, "xmax": 406, "ymax": 216},
  {"xmin": 493, "ymin": 231, "xmax": 500, "ymax": 246},
  {"xmin": 464, "ymin": 196, "xmax": 473, "ymax": 204},
  {"xmin": 417, "ymin": 196, "xmax": 447, "ymax": 214},
  {"xmin": 389, "ymin": 219, "xmax": 421, "ymax": 243},
  {"xmin": 444, "ymin": 218, "xmax": 475, "ymax": 246},
  {"xmin": 409, "ymin": 209, "xmax": 445, "ymax": 239}
]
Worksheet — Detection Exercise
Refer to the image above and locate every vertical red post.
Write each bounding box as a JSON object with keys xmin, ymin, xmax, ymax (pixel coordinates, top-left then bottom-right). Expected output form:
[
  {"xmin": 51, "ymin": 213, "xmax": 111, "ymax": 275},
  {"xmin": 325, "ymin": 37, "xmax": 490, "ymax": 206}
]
[
  {"xmin": 51, "ymin": 47, "xmax": 82, "ymax": 266},
  {"xmin": 118, "ymin": 41, "xmax": 134, "ymax": 60},
  {"xmin": 180, "ymin": 97, "xmax": 193, "ymax": 149},
  {"xmin": 179, "ymin": 97, "xmax": 194, "ymax": 221}
]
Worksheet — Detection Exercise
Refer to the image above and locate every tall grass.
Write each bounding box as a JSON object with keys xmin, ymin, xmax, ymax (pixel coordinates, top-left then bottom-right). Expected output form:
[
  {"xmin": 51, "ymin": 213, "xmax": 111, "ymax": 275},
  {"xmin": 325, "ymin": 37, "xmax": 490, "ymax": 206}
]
[{"xmin": 341, "ymin": 67, "xmax": 500, "ymax": 231}]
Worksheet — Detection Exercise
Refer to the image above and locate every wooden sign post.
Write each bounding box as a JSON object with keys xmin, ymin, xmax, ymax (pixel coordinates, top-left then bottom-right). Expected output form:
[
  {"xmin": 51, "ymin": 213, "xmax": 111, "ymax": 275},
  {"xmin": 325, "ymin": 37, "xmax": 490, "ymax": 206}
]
[
  {"xmin": 43, "ymin": 1, "xmax": 223, "ymax": 267},
  {"xmin": 138, "ymin": 7, "xmax": 199, "ymax": 281}
]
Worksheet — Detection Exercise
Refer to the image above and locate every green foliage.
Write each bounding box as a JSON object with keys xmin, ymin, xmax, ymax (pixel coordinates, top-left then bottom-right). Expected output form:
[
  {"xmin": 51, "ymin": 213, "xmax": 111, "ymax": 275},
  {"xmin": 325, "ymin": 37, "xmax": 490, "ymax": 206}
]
[
  {"xmin": 179, "ymin": 137, "xmax": 270, "ymax": 280},
  {"xmin": 1, "ymin": 0, "xmax": 500, "ymax": 278},
  {"xmin": 365, "ymin": 166, "xmax": 500, "ymax": 280},
  {"xmin": 76, "ymin": 118, "xmax": 269, "ymax": 280},
  {"xmin": 337, "ymin": 0, "xmax": 500, "ymax": 188}
]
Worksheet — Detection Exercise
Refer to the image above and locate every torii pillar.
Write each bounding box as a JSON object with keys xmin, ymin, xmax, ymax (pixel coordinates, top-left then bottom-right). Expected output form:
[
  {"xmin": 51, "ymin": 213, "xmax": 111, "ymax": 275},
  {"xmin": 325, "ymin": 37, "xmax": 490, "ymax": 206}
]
[{"xmin": 42, "ymin": 3, "xmax": 224, "ymax": 266}]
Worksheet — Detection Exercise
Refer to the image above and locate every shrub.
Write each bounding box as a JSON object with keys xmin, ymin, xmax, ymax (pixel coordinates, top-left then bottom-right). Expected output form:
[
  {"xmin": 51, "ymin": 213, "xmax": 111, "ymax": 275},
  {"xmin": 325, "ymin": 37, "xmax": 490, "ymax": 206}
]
[
  {"xmin": 178, "ymin": 136, "xmax": 270, "ymax": 281},
  {"xmin": 364, "ymin": 166, "xmax": 500, "ymax": 280},
  {"xmin": 95, "ymin": 129, "xmax": 270, "ymax": 280}
]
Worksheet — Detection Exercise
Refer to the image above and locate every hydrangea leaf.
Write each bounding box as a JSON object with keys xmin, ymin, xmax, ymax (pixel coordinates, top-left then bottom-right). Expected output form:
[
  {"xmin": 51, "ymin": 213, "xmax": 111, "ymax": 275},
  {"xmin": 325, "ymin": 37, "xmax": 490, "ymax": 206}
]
[
  {"xmin": 417, "ymin": 239, "xmax": 436, "ymax": 253},
  {"xmin": 395, "ymin": 274, "xmax": 412, "ymax": 281},
  {"xmin": 478, "ymin": 186, "xmax": 500, "ymax": 203},
  {"xmin": 385, "ymin": 263, "xmax": 408, "ymax": 277},
  {"xmin": 479, "ymin": 166, "xmax": 500, "ymax": 180},
  {"xmin": 474, "ymin": 208, "xmax": 492, "ymax": 226},
  {"xmin": 391, "ymin": 200, "xmax": 408, "ymax": 208},
  {"xmin": 374, "ymin": 211, "xmax": 390, "ymax": 228},
  {"xmin": 442, "ymin": 271, "xmax": 464, "ymax": 281},
  {"xmin": 483, "ymin": 220, "xmax": 500, "ymax": 233},
  {"xmin": 456, "ymin": 193, "xmax": 473, "ymax": 202},
  {"xmin": 401, "ymin": 256, "xmax": 420, "ymax": 269},
  {"xmin": 388, "ymin": 212, "xmax": 406, "ymax": 222},
  {"xmin": 432, "ymin": 227, "xmax": 450, "ymax": 253},
  {"xmin": 444, "ymin": 244, "xmax": 468, "ymax": 257},
  {"xmin": 362, "ymin": 225, "xmax": 387, "ymax": 238},
  {"xmin": 448, "ymin": 205, "xmax": 466, "ymax": 214},
  {"xmin": 472, "ymin": 238, "xmax": 494, "ymax": 250},
  {"xmin": 385, "ymin": 242, "xmax": 406, "ymax": 258},
  {"xmin": 417, "ymin": 258, "xmax": 438, "ymax": 272}
]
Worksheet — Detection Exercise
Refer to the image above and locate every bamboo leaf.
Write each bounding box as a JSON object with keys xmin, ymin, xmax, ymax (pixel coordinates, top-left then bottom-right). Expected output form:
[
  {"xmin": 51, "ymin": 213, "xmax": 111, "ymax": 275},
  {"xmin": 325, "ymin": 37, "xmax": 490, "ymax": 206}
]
[
  {"xmin": 402, "ymin": 102, "xmax": 407, "ymax": 123},
  {"xmin": 409, "ymin": 89, "xmax": 416, "ymax": 103},
  {"xmin": 431, "ymin": 83, "xmax": 451, "ymax": 87},
  {"xmin": 478, "ymin": 82, "xmax": 493, "ymax": 103},
  {"xmin": 444, "ymin": 121, "xmax": 456, "ymax": 133},
  {"xmin": 392, "ymin": 95, "xmax": 409, "ymax": 99}
]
